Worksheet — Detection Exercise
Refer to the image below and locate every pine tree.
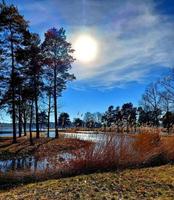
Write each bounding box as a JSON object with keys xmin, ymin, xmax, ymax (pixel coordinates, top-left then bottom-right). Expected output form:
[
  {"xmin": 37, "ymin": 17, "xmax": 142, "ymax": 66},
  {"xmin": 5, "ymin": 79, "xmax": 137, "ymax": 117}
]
[
  {"xmin": 16, "ymin": 32, "xmax": 43, "ymax": 139},
  {"xmin": 0, "ymin": 2, "xmax": 28, "ymax": 143},
  {"xmin": 58, "ymin": 112, "xmax": 71, "ymax": 128},
  {"xmin": 42, "ymin": 27, "xmax": 75, "ymax": 138}
]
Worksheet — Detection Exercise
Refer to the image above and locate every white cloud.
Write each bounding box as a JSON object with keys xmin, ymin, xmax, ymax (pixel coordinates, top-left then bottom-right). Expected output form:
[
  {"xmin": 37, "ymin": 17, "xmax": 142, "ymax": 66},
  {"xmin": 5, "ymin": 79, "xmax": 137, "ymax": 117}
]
[
  {"xmin": 13, "ymin": 0, "xmax": 174, "ymax": 89},
  {"xmin": 68, "ymin": 1, "xmax": 174, "ymax": 89}
]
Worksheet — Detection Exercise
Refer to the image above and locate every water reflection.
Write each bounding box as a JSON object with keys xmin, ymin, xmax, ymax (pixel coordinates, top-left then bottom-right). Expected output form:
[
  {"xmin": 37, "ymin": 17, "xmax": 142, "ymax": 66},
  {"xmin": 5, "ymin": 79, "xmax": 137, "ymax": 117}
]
[{"xmin": 0, "ymin": 152, "xmax": 74, "ymax": 173}]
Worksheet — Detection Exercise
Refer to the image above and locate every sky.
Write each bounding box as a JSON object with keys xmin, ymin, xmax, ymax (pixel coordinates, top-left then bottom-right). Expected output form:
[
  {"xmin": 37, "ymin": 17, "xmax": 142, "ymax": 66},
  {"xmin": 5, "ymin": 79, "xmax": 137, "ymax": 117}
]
[{"xmin": 3, "ymin": 0, "xmax": 174, "ymax": 121}]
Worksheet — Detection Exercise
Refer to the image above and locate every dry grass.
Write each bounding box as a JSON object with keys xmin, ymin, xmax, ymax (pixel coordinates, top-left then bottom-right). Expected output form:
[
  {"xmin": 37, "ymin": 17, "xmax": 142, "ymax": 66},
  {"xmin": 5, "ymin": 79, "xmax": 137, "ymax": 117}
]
[
  {"xmin": 66, "ymin": 134, "xmax": 127, "ymax": 173},
  {"xmin": 0, "ymin": 136, "xmax": 92, "ymax": 160},
  {"xmin": 64, "ymin": 129, "xmax": 174, "ymax": 175},
  {"xmin": 0, "ymin": 128, "xmax": 174, "ymax": 188},
  {"xmin": 161, "ymin": 136, "xmax": 174, "ymax": 161},
  {"xmin": 0, "ymin": 164, "xmax": 174, "ymax": 200}
]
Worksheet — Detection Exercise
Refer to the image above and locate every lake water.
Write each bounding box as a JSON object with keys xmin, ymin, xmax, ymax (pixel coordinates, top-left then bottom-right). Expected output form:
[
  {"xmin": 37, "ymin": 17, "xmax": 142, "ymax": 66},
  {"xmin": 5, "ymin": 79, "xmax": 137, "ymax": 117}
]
[
  {"xmin": 0, "ymin": 128, "xmax": 34, "ymax": 137},
  {"xmin": 0, "ymin": 131, "xmax": 134, "ymax": 174},
  {"xmin": 0, "ymin": 152, "xmax": 74, "ymax": 173}
]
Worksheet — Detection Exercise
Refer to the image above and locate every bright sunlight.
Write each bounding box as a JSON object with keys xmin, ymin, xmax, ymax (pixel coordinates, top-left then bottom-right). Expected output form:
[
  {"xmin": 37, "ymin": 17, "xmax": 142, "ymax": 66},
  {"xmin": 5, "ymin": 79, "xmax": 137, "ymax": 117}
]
[{"xmin": 74, "ymin": 35, "xmax": 98, "ymax": 63}]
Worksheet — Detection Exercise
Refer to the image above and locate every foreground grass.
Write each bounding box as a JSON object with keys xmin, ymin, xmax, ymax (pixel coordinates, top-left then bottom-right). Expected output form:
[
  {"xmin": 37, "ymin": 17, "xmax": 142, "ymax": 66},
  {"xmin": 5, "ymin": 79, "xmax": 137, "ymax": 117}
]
[{"xmin": 0, "ymin": 164, "xmax": 173, "ymax": 200}]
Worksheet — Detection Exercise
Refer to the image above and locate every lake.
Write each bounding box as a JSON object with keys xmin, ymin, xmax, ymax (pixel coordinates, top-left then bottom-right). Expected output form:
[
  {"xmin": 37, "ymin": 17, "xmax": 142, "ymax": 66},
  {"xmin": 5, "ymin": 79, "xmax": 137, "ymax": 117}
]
[{"xmin": 0, "ymin": 131, "xmax": 134, "ymax": 174}]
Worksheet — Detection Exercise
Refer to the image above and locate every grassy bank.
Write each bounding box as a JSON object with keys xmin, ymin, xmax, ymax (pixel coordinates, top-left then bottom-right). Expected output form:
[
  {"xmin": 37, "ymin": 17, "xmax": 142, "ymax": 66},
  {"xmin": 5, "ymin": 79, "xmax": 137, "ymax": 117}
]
[
  {"xmin": 0, "ymin": 135, "xmax": 92, "ymax": 160},
  {"xmin": 0, "ymin": 164, "xmax": 173, "ymax": 199}
]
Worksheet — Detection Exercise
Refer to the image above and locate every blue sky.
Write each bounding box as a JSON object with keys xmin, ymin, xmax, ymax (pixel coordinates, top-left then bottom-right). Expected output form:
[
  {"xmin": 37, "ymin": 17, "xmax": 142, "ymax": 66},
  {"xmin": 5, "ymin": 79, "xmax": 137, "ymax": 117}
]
[{"xmin": 3, "ymin": 0, "xmax": 174, "ymax": 121}]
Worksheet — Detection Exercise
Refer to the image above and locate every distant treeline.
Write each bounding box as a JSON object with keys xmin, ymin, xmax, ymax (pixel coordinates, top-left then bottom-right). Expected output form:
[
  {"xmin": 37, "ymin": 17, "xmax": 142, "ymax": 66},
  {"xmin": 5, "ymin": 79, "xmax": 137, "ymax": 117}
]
[{"xmin": 73, "ymin": 71, "xmax": 174, "ymax": 133}]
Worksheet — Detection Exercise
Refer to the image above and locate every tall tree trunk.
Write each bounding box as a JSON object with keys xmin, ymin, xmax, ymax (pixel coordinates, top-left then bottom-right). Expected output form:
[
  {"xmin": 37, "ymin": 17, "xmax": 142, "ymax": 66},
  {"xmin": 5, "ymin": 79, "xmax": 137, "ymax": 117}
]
[
  {"xmin": 29, "ymin": 100, "xmax": 34, "ymax": 145},
  {"xmin": 34, "ymin": 74, "xmax": 39, "ymax": 138},
  {"xmin": 47, "ymin": 93, "xmax": 51, "ymax": 138},
  {"xmin": 54, "ymin": 67, "xmax": 58, "ymax": 138},
  {"xmin": 10, "ymin": 27, "xmax": 17, "ymax": 143},
  {"xmin": 18, "ymin": 105, "xmax": 22, "ymax": 137},
  {"xmin": 23, "ymin": 111, "xmax": 27, "ymax": 136},
  {"xmin": 18, "ymin": 86, "xmax": 22, "ymax": 137}
]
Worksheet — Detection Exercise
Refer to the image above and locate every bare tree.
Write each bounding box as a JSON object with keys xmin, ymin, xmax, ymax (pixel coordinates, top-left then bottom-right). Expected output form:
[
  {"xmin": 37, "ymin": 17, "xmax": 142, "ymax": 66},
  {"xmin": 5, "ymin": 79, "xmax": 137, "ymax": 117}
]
[
  {"xmin": 159, "ymin": 70, "xmax": 174, "ymax": 104},
  {"xmin": 141, "ymin": 82, "xmax": 161, "ymax": 126}
]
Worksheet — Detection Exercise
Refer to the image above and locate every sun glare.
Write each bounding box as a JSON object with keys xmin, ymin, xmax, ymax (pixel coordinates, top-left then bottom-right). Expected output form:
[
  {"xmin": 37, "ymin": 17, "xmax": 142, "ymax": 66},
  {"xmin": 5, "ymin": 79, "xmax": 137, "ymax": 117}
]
[{"xmin": 74, "ymin": 35, "xmax": 98, "ymax": 63}]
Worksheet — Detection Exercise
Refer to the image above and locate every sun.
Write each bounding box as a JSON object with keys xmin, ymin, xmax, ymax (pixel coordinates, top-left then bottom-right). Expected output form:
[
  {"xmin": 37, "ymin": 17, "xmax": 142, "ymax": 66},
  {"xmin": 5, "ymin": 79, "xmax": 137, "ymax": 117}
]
[{"xmin": 74, "ymin": 35, "xmax": 98, "ymax": 63}]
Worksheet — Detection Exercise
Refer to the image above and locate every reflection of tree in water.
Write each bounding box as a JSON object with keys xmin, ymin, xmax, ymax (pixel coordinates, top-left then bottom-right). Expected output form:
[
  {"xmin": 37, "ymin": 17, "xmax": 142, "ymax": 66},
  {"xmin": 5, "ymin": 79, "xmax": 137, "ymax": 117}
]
[
  {"xmin": 0, "ymin": 156, "xmax": 36, "ymax": 172},
  {"xmin": 11, "ymin": 160, "xmax": 15, "ymax": 171},
  {"xmin": 34, "ymin": 159, "xmax": 38, "ymax": 171}
]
